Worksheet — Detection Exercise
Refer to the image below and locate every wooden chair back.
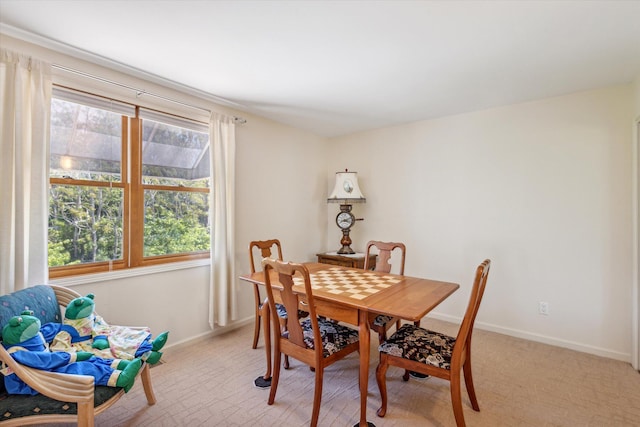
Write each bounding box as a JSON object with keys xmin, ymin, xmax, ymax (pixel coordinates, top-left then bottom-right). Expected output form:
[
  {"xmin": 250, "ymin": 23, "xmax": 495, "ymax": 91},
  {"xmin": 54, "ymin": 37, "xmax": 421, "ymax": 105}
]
[
  {"xmin": 249, "ymin": 239, "xmax": 284, "ymax": 312},
  {"xmin": 364, "ymin": 241, "xmax": 406, "ymax": 274},
  {"xmin": 453, "ymin": 259, "xmax": 491, "ymax": 360},
  {"xmin": 249, "ymin": 239, "xmax": 283, "ymax": 273},
  {"xmin": 248, "ymin": 239, "xmax": 285, "ymax": 351}
]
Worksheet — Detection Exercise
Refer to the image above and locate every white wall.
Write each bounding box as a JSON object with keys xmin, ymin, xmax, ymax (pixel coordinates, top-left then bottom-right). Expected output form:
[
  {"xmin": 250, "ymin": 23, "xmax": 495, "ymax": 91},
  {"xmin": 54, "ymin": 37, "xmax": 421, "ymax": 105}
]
[
  {"xmin": 633, "ymin": 74, "xmax": 640, "ymax": 369},
  {"xmin": 634, "ymin": 75, "xmax": 640, "ymax": 114},
  {"xmin": 233, "ymin": 115, "xmax": 329, "ymax": 320},
  {"xmin": 327, "ymin": 86, "xmax": 634, "ymax": 361}
]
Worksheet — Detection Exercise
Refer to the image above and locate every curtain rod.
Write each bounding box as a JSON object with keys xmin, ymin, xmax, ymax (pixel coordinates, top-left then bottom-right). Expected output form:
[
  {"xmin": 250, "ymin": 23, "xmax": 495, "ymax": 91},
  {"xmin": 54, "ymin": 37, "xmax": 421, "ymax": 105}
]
[{"xmin": 52, "ymin": 63, "xmax": 247, "ymax": 125}]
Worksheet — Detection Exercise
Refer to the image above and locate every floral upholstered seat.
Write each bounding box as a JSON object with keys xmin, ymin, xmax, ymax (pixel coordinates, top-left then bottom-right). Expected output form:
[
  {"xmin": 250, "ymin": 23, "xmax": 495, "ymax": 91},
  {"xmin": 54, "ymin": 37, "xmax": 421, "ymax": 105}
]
[
  {"xmin": 259, "ymin": 302, "xmax": 308, "ymax": 321},
  {"xmin": 379, "ymin": 324, "xmax": 456, "ymax": 370},
  {"xmin": 299, "ymin": 318, "xmax": 359, "ymax": 357},
  {"xmin": 372, "ymin": 314, "xmax": 395, "ymax": 328}
]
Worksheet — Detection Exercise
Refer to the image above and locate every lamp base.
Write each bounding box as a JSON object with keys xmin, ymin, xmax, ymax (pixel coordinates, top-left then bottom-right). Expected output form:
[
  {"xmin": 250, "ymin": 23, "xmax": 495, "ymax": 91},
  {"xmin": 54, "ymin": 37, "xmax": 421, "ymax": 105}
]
[
  {"xmin": 337, "ymin": 246, "xmax": 356, "ymax": 255},
  {"xmin": 338, "ymin": 226, "xmax": 355, "ymax": 254}
]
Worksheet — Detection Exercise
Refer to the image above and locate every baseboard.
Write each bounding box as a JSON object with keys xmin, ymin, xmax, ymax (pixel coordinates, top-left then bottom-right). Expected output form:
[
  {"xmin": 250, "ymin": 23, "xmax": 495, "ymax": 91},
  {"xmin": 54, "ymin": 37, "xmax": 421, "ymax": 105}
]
[
  {"xmin": 162, "ymin": 317, "xmax": 254, "ymax": 354},
  {"xmin": 163, "ymin": 313, "xmax": 631, "ymax": 364},
  {"xmin": 428, "ymin": 312, "xmax": 631, "ymax": 363}
]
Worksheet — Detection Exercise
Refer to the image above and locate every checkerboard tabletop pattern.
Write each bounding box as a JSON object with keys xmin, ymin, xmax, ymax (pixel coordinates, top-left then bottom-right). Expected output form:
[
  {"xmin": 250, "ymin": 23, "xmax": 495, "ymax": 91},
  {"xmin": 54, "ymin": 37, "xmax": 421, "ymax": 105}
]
[{"xmin": 293, "ymin": 268, "xmax": 401, "ymax": 300}]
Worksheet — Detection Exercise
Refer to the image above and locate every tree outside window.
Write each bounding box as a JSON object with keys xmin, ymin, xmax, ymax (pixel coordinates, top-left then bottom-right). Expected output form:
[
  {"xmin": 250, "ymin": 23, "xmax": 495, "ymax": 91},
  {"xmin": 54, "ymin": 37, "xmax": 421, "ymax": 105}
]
[{"xmin": 49, "ymin": 88, "xmax": 211, "ymax": 277}]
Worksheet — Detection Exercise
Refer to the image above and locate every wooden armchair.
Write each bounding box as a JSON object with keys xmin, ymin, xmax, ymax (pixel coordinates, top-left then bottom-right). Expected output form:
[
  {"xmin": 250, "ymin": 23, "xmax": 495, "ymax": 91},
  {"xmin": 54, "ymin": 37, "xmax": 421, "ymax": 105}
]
[{"xmin": 0, "ymin": 284, "xmax": 156, "ymax": 427}]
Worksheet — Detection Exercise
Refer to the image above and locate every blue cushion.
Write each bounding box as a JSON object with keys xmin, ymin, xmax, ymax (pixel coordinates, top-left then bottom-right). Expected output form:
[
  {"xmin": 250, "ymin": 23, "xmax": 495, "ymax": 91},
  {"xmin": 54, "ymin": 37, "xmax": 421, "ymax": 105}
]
[
  {"xmin": 0, "ymin": 285, "xmax": 62, "ymax": 341},
  {"xmin": 0, "ymin": 285, "xmax": 63, "ymax": 398}
]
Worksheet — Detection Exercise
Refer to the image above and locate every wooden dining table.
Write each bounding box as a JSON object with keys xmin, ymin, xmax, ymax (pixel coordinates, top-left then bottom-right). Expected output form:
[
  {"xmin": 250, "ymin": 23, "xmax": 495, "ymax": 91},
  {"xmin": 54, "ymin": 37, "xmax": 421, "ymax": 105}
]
[{"xmin": 239, "ymin": 262, "xmax": 459, "ymax": 427}]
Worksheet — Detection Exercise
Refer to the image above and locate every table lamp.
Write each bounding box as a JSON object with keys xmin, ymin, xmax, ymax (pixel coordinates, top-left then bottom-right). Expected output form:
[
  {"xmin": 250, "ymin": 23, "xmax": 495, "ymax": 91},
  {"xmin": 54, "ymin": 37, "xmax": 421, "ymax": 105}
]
[{"xmin": 327, "ymin": 169, "xmax": 366, "ymax": 254}]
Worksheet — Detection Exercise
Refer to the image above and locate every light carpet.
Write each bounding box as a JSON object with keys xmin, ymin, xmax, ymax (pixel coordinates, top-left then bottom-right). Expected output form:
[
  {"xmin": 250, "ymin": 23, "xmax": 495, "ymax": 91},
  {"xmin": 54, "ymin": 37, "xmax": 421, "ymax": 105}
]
[{"xmin": 36, "ymin": 318, "xmax": 640, "ymax": 426}]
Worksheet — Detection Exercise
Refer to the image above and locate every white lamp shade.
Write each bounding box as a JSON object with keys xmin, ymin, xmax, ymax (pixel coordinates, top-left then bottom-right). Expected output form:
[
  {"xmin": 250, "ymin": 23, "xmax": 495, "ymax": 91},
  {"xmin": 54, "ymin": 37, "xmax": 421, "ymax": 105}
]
[{"xmin": 327, "ymin": 171, "xmax": 366, "ymax": 203}]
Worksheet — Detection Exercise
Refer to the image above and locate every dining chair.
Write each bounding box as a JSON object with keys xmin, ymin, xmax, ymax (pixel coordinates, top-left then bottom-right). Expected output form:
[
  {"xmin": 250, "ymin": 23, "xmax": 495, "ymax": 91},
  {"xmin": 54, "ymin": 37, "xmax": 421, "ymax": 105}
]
[
  {"xmin": 249, "ymin": 240, "xmax": 309, "ymax": 376},
  {"xmin": 262, "ymin": 258, "xmax": 360, "ymax": 427},
  {"xmin": 363, "ymin": 240, "xmax": 407, "ymax": 342},
  {"xmin": 249, "ymin": 239, "xmax": 285, "ymax": 351},
  {"xmin": 375, "ymin": 259, "xmax": 491, "ymax": 427}
]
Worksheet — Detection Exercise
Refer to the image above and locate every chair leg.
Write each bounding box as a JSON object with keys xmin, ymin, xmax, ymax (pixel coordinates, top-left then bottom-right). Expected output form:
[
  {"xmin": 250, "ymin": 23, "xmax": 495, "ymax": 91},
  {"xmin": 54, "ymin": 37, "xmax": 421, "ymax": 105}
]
[
  {"xmin": 372, "ymin": 323, "xmax": 386, "ymax": 343},
  {"xmin": 264, "ymin": 308, "xmax": 272, "ymax": 380},
  {"xmin": 450, "ymin": 370, "xmax": 466, "ymax": 427},
  {"xmin": 278, "ymin": 322, "xmax": 291, "ymax": 369},
  {"xmin": 463, "ymin": 358, "xmax": 479, "ymax": 411},
  {"xmin": 310, "ymin": 366, "xmax": 324, "ymax": 427},
  {"xmin": 375, "ymin": 354, "xmax": 389, "ymax": 417},
  {"xmin": 268, "ymin": 350, "xmax": 282, "ymax": 405},
  {"xmin": 140, "ymin": 363, "xmax": 157, "ymax": 405},
  {"xmin": 77, "ymin": 400, "xmax": 94, "ymax": 427},
  {"xmin": 252, "ymin": 309, "xmax": 261, "ymax": 349},
  {"xmin": 284, "ymin": 355, "xmax": 290, "ymax": 369}
]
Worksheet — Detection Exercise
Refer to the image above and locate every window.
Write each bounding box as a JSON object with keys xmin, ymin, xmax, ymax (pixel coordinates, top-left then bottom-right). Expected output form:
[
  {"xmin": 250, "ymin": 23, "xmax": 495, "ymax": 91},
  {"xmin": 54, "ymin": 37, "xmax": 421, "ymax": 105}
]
[{"xmin": 49, "ymin": 87, "xmax": 211, "ymax": 278}]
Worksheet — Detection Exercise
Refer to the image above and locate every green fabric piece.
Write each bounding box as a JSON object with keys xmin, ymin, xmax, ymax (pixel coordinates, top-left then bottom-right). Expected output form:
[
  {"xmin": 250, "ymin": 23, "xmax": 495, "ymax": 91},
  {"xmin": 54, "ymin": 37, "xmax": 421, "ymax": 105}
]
[
  {"xmin": 145, "ymin": 350, "xmax": 162, "ymax": 365},
  {"xmin": 115, "ymin": 358, "xmax": 142, "ymax": 392},
  {"xmin": 151, "ymin": 331, "xmax": 169, "ymax": 351},
  {"xmin": 64, "ymin": 294, "xmax": 95, "ymax": 320},
  {"xmin": 2, "ymin": 312, "xmax": 41, "ymax": 345}
]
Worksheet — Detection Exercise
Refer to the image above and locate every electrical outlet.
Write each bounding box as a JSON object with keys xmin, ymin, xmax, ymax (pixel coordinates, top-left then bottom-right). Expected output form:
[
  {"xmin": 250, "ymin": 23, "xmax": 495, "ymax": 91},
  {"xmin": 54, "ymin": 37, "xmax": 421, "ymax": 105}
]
[{"xmin": 538, "ymin": 301, "xmax": 549, "ymax": 315}]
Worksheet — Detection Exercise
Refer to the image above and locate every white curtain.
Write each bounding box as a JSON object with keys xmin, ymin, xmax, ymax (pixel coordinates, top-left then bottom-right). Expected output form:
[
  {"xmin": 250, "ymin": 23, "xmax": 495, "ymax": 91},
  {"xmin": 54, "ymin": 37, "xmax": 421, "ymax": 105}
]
[
  {"xmin": 209, "ymin": 113, "xmax": 236, "ymax": 328},
  {"xmin": 0, "ymin": 49, "xmax": 52, "ymax": 295}
]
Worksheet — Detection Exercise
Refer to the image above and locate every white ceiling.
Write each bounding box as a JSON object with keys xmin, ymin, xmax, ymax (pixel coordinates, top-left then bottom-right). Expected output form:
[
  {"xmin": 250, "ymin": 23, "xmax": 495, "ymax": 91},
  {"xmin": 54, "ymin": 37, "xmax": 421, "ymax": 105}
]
[{"xmin": 1, "ymin": 0, "xmax": 639, "ymax": 137}]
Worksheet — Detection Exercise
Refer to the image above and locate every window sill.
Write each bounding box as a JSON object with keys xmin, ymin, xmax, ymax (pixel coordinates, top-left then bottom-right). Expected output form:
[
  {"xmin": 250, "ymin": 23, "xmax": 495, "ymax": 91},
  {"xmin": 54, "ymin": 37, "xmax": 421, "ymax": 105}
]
[{"xmin": 49, "ymin": 258, "xmax": 211, "ymax": 287}]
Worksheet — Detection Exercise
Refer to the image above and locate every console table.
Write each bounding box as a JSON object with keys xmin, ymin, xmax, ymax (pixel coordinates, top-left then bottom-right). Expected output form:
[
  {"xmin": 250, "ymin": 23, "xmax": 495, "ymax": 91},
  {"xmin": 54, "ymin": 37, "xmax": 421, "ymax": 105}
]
[{"xmin": 316, "ymin": 252, "xmax": 377, "ymax": 270}]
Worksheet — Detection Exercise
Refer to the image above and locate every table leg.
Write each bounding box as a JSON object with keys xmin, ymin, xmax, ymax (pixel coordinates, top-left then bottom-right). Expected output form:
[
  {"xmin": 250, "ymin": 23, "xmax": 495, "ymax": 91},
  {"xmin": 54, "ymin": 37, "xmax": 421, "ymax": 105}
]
[
  {"xmin": 354, "ymin": 310, "xmax": 376, "ymax": 427},
  {"xmin": 254, "ymin": 301, "xmax": 272, "ymax": 388}
]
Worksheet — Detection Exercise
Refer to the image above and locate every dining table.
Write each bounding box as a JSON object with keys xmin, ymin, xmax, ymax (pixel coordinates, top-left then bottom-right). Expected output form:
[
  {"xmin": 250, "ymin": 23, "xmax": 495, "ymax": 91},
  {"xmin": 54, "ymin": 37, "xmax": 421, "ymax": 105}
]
[{"xmin": 239, "ymin": 262, "xmax": 459, "ymax": 427}]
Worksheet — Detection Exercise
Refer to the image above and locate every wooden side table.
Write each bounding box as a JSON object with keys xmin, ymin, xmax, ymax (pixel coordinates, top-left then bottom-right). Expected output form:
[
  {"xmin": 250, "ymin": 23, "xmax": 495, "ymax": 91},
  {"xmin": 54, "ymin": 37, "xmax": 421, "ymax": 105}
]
[{"xmin": 316, "ymin": 252, "xmax": 377, "ymax": 270}]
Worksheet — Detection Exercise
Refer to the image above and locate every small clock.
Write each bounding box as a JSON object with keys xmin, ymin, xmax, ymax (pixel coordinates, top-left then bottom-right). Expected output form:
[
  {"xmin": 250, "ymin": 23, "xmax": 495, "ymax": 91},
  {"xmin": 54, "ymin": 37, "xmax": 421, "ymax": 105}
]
[
  {"xmin": 336, "ymin": 211, "xmax": 355, "ymax": 230},
  {"xmin": 333, "ymin": 203, "xmax": 359, "ymax": 254}
]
